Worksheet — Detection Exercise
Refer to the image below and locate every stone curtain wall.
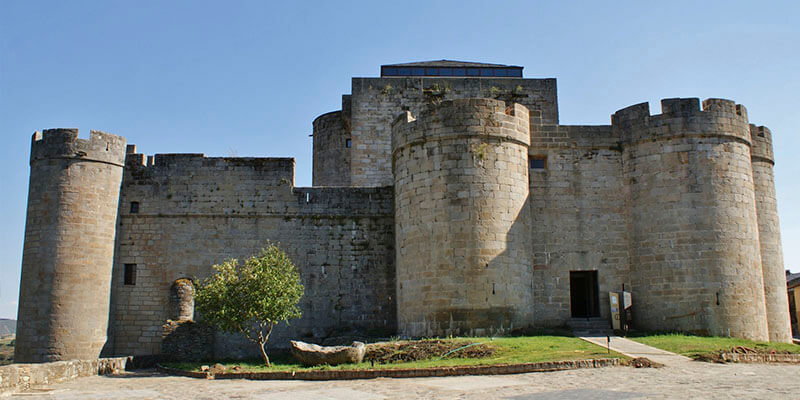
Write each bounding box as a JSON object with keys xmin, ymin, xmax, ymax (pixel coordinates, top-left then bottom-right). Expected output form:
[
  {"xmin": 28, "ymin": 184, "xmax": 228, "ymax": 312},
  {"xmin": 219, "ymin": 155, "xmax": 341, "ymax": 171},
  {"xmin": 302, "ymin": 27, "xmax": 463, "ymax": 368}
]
[
  {"xmin": 16, "ymin": 129, "xmax": 126, "ymax": 362},
  {"xmin": 392, "ymin": 99, "xmax": 533, "ymax": 337},
  {"xmin": 749, "ymin": 125, "xmax": 792, "ymax": 342},
  {"xmin": 349, "ymin": 77, "xmax": 558, "ymax": 187},
  {"xmin": 527, "ymin": 124, "xmax": 629, "ymax": 325},
  {"xmin": 106, "ymin": 152, "xmax": 395, "ymax": 357},
  {"xmin": 614, "ymin": 98, "xmax": 769, "ymax": 341}
]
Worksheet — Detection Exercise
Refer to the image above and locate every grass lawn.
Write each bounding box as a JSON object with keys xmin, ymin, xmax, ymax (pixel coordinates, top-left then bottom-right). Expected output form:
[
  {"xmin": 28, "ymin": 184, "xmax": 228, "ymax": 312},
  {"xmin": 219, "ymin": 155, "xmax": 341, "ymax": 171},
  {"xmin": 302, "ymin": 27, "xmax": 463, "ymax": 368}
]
[
  {"xmin": 629, "ymin": 332, "xmax": 800, "ymax": 360},
  {"xmin": 163, "ymin": 335, "xmax": 625, "ymax": 373},
  {"xmin": 0, "ymin": 335, "xmax": 13, "ymax": 366}
]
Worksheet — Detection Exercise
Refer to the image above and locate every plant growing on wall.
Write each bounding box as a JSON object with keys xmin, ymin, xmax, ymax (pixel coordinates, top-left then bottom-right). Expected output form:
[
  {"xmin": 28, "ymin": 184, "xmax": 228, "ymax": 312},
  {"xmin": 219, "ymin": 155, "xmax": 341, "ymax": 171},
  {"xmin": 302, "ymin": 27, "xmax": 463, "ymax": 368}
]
[{"xmin": 195, "ymin": 244, "xmax": 304, "ymax": 366}]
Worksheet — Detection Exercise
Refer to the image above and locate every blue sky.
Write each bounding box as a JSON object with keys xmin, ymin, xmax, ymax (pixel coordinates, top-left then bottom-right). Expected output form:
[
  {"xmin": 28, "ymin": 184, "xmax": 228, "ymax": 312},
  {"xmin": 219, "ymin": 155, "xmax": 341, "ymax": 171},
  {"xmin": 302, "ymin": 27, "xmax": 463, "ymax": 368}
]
[{"xmin": 1, "ymin": 1, "xmax": 799, "ymax": 319}]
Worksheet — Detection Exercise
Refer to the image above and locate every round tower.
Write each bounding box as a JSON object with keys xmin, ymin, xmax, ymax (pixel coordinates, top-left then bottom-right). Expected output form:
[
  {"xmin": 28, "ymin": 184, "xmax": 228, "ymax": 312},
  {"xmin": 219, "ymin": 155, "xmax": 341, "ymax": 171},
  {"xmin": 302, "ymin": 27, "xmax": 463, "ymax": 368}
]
[
  {"xmin": 312, "ymin": 110, "xmax": 351, "ymax": 186},
  {"xmin": 15, "ymin": 129, "xmax": 126, "ymax": 362},
  {"xmin": 614, "ymin": 98, "xmax": 768, "ymax": 341},
  {"xmin": 750, "ymin": 124, "xmax": 792, "ymax": 342},
  {"xmin": 392, "ymin": 98, "xmax": 533, "ymax": 337}
]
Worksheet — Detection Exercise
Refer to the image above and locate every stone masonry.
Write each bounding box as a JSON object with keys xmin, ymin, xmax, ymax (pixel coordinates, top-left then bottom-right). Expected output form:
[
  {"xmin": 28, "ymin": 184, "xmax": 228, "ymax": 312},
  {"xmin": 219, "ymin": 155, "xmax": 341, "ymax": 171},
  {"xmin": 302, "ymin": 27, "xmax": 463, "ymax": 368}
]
[{"xmin": 15, "ymin": 60, "xmax": 793, "ymax": 363}]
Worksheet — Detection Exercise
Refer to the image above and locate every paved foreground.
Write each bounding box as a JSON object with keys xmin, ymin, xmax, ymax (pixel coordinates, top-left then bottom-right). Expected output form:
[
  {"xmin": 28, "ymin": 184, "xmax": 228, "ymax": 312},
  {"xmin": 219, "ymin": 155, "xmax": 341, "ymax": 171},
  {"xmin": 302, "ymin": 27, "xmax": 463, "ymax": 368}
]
[{"xmin": 10, "ymin": 362, "xmax": 800, "ymax": 399}]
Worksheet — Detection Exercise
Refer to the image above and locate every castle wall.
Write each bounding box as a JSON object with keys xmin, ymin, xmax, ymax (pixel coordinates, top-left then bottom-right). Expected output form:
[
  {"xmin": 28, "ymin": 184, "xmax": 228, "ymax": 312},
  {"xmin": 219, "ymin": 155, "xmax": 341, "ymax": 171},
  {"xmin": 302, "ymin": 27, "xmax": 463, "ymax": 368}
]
[
  {"xmin": 350, "ymin": 77, "xmax": 558, "ymax": 187},
  {"xmin": 392, "ymin": 99, "xmax": 533, "ymax": 337},
  {"xmin": 528, "ymin": 123, "xmax": 629, "ymax": 325},
  {"xmin": 750, "ymin": 125, "xmax": 792, "ymax": 342},
  {"xmin": 16, "ymin": 129, "xmax": 126, "ymax": 362},
  {"xmin": 614, "ymin": 99, "xmax": 768, "ymax": 340},
  {"xmin": 107, "ymin": 152, "xmax": 394, "ymax": 357}
]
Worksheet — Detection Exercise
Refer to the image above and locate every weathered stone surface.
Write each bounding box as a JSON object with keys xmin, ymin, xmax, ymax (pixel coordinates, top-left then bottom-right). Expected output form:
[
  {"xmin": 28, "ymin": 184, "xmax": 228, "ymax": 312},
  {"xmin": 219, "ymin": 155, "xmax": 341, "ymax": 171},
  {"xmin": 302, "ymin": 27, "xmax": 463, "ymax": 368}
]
[
  {"xmin": 0, "ymin": 357, "xmax": 127, "ymax": 396},
  {"xmin": 290, "ymin": 340, "xmax": 366, "ymax": 366}
]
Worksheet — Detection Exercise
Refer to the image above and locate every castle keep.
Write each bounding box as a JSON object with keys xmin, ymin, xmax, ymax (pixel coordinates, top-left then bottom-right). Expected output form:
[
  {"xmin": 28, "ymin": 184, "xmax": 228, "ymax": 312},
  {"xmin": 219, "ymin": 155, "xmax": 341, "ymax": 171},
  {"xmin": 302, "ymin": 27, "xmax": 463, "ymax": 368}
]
[{"xmin": 16, "ymin": 60, "xmax": 792, "ymax": 362}]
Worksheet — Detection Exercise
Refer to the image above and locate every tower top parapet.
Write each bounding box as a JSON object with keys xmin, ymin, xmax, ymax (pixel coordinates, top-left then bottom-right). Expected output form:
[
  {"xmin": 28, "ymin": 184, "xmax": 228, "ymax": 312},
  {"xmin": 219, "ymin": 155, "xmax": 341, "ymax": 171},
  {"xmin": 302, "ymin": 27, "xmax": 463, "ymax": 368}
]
[
  {"xmin": 30, "ymin": 128, "xmax": 126, "ymax": 166},
  {"xmin": 612, "ymin": 98, "xmax": 751, "ymax": 145}
]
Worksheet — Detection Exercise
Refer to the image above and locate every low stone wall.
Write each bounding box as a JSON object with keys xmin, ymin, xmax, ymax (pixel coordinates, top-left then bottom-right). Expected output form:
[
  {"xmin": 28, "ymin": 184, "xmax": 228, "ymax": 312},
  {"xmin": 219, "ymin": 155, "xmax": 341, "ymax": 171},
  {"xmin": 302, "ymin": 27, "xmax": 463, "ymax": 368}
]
[
  {"xmin": 159, "ymin": 358, "xmax": 620, "ymax": 380},
  {"xmin": 720, "ymin": 353, "xmax": 800, "ymax": 363},
  {"xmin": 0, "ymin": 357, "xmax": 128, "ymax": 396}
]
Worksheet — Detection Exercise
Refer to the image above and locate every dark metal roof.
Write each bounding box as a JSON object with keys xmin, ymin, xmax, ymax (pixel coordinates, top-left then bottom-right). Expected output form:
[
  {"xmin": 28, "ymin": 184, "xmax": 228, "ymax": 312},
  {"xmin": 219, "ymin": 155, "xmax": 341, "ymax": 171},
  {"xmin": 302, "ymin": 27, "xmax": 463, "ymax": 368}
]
[
  {"xmin": 382, "ymin": 60, "xmax": 522, "ymax": 68},
  {"xmin": 788, "ymin": 271, "xmax": 800, "ymax": 288}
]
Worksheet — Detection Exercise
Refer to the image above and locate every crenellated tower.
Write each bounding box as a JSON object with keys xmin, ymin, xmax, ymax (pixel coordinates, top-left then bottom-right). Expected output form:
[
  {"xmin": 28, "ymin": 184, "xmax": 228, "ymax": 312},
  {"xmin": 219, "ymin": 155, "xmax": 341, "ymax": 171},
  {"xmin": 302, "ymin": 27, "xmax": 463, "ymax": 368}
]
[
  {"xmin": 15, "ymin": 129, "xmax": 127, "ymax": 362},
  {"xmin": 750, "ymin": 124, "xmax": 792, "ymax": 342},
  {"xmin": 392, "ymin": 99, "xmax": 533, "ymax": 337},
  {"xmin": 614, "ymin": 98, "xmax": 769, "ymax": 341}
]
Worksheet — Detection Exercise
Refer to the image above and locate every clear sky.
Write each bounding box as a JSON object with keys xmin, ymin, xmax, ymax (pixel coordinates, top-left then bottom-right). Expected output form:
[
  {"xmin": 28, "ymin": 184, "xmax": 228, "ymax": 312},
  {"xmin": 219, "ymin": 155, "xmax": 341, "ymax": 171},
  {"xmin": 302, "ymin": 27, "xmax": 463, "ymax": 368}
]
[{"xmin": 1, "ymin": 1, "xmax": 799, "ymax": 320}]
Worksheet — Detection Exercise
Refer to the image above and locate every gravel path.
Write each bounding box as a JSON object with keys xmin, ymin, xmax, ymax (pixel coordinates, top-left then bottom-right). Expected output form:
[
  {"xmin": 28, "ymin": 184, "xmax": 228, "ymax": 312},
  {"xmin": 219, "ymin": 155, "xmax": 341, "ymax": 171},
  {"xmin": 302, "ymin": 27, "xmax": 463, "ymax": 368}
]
[{"xmin": 10, "ymin": 362, "xmax": 800, "ymax": 399}]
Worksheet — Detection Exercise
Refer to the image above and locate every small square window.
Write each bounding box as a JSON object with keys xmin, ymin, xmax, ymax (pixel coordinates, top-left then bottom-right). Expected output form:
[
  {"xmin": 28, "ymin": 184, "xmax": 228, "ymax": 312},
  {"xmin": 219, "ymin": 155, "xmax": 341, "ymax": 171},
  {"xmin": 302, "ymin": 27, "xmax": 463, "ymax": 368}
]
[
  {"xmin": 130, "ymin": 201, "xmax": 139, "ymax": 214},
  {"xmin": 124, "ymin": 264, "xmax": 137, "ymax": 285},
  {"xmin": 345, "ymin": 139, "xmax": 351, "ymax": 148},
  {"xmin": 530, "ymin": 156, "xmax": 547, "ymax": 170}
]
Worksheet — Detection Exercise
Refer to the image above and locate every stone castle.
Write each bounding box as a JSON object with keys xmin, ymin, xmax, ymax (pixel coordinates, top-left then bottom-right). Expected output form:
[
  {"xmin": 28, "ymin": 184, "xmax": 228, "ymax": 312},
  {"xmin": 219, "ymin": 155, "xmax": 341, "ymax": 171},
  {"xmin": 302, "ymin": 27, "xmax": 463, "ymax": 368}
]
[{"xmin": 15, "ymin": 60, "xmax": 793, "ymax": 363}]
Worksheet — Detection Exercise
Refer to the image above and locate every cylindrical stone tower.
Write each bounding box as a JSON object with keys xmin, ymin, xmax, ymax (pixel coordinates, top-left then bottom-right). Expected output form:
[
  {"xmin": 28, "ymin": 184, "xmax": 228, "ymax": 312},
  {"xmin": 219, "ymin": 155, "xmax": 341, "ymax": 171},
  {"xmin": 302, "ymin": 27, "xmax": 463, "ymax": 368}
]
[
  {"xmin": 750, "ymin": 124, "xmax": 792, "ymax": 343},
  {"xmin": 15, "ymin": 129, "xmax": 126, "ymax": 362},
  {"xmin": 392, "ymin": 98, "xmax": 533, "ymax": 337},
  {"xmin": 615, "ymin": 98, "xmax": 769, "ymax": 341},
  {"xmin": 312, "ymin": 110, "xmax": 351, "ymax": 186}
]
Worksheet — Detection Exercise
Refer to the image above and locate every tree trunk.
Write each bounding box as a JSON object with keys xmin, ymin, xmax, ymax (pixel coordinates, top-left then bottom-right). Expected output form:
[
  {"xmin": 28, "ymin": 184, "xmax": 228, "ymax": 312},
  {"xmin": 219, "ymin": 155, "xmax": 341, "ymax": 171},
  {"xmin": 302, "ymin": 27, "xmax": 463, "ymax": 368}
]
[{"xmin": 259, "ymin": 340, "xmax": 270, "ymax": 367}]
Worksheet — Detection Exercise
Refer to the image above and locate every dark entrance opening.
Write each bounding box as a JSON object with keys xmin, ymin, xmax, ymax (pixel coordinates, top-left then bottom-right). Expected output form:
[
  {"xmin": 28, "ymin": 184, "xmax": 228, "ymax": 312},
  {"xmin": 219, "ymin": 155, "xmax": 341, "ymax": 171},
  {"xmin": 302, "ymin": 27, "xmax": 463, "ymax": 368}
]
[{"xmin": 570, "ymin": 271, "xmax": 600, "ymax": 318}]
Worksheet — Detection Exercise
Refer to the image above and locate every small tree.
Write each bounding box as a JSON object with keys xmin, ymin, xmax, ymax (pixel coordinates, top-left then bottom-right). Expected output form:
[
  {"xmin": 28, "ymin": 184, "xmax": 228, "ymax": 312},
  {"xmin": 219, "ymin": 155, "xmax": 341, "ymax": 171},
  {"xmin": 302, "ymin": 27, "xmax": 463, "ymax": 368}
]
[{"xmin": 195, "ymin": 244, "xmax": 304, "ymax": 366}]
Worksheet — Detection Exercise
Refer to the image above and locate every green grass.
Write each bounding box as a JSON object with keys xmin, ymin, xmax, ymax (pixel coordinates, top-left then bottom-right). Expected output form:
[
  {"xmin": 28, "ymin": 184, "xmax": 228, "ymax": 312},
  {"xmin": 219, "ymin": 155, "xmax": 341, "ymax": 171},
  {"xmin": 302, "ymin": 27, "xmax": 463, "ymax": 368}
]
[
  {"xmin": 163, "ymin": 335, "xmax": 625, "ymax": 373},
  {"xmin": 629, "ymin": 332, "xmax": 800, "ymax": 359}
]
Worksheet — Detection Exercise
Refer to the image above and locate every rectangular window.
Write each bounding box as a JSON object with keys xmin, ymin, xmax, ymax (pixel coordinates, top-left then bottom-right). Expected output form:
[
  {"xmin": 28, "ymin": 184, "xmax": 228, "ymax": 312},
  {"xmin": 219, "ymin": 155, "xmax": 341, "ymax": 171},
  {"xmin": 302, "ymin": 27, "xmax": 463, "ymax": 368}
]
[
  {"xmin": 467, "ymin": 68, "xmax": 480, "ymax": 76},
  {"xmin": 425, "ymin": 67, "xmax": 438, "ymax": 76},
  {"xmin": 481, "ymin": 68, "xmax": 494, "ymax": 76},
  {"xmin": 530, "ymin": 155, "xmax": 547, "ymax": 170},
  {"xmin": 345, "ymin": 138, "xmax": 351, "ymax": 148},
  {"xmin": 124, "ymin": 264, "xmax": 137, "ymax": 285},
  {"xmin": 130, "ymin": 201, "xmax": 139, "ymax": 214},
  {"xmin": 412, "ymin": 67, "xmax": 425, "ymax": 76},
  {"xmin": 508, "ymin": 69, "xmax": 523, "ymax": 77},
  {"xmin": 439, "ymin": 68, "xmax": 452, "ymax": 76},
  {"xmin": 398, "ymin": 67, "xmax": 411, "ymax": 75},
  {"xmin": 383, "ymin": 67, "xmax": 398, "ymax": 76},
  {"xmin": 452, "ymin": 68, "xmax": 466, "ymax": 76},
  {"xmin": 495, "ymin": 69, "xmax": 508, "ymax": 77}
]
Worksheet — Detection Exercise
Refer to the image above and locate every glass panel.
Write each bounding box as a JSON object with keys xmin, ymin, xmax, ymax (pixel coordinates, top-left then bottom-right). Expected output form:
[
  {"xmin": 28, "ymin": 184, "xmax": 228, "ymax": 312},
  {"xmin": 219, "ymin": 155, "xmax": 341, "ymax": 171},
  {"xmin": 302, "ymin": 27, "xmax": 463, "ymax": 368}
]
[
  {"xmin": 495, "ymin": 69, "xmax": 507, "ymax": 77},
  {"xmin": 439, "ymin": 68, "xmax": 452, "ymax": 76},
  {"xmin": 481, "ymin": 68, "xmax": 493, "ymax": 76},
  {"xmin": 384, "ymin": 67, "xmax": 398, "ymax": 76},
  {"xmin": 425, "ymin": 68, "xmax": 438, "ymax": 75},
  {"xmin": 530, "ymin": 158, "xmax": 546, "ymax": 169},
  {"xmin": 412, "ymin": 67, "xmax": 425, "ymax": 76},
  {"xmin": 452, "ymin": 68, "xmax": 465, "ymax": 76},
  {"xmin": 508, "ymin": 68, "xmax": 522, "ymax": 77},
  {"xmin": 467, "ymin": 68, "xmax": 480, "ymax": 76},
  {"xmin": 398, "ymin": 67, "xmax": 411, "ymax": 75}
]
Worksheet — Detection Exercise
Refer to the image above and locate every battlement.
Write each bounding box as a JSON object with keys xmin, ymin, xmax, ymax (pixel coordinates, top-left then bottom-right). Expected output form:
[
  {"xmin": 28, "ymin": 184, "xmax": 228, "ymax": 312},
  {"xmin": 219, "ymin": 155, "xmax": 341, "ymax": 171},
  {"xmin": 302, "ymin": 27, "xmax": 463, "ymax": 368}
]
[
  {"xmin": 30, "ymin": 128, "xmax": 127, "ymax": 166},
  {"xmin": 612, "ymin": 98, "xmax": 752, "ymax": 144},
  {"xmin": 391, "ymin": 98, "xmax": 530, "ymax": 154},
  {"xmin": 750, "ymin": 124, "xmax": 774, "ymax": 163}
]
